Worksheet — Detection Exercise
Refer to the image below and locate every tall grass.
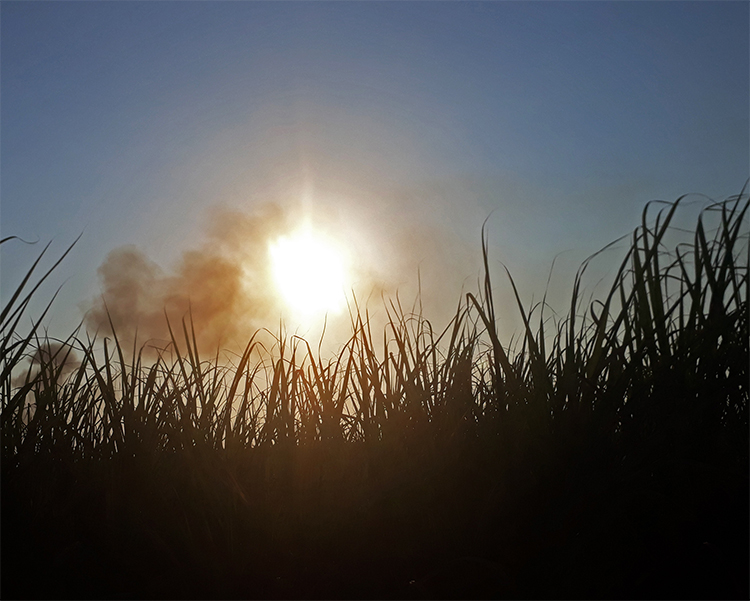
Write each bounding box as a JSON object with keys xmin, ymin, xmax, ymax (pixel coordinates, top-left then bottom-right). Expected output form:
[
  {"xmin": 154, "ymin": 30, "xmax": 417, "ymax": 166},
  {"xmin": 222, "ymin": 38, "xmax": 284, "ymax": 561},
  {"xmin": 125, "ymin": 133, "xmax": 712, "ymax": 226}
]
[{"xmin": 2, "ymin": 192, "xmax": 748, "ymax": 599}]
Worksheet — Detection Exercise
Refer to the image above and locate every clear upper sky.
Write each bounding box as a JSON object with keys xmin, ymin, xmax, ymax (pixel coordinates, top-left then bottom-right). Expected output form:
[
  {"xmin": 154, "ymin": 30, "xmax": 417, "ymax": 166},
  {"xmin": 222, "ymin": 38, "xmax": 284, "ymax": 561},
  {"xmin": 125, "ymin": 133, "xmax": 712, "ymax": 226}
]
[{"xmin": 2, "ymin": 1, "xmax": 748, "ymax": 346}]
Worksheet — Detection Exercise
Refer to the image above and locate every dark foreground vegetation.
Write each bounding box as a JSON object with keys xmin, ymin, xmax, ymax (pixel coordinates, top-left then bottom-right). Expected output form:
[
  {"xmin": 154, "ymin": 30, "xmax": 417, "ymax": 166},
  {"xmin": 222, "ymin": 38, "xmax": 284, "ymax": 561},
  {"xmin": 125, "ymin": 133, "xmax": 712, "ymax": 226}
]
[{"xmin": 2, "ymin": 192, "xmax": 748, "ymax": 599}]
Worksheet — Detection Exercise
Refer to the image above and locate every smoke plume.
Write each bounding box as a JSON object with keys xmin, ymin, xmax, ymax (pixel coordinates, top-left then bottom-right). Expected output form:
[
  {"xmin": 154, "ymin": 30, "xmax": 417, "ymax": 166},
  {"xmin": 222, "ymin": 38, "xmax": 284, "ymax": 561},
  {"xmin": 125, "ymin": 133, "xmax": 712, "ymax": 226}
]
[
  {"xmin": 83, "ymin": 197, "xmax": 481, "ymax": 356},
  {"xmin": 83, "ymin": 203, "xmax": 289, "ymax": 352}
]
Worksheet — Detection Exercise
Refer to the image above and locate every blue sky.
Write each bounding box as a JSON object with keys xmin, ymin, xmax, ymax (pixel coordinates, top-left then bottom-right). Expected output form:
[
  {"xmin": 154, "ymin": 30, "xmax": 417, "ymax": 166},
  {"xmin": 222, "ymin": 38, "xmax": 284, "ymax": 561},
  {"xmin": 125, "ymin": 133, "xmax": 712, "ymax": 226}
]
[{"xmin": 2, "ymin": 1, "xmax": 748, "ymax": 347}]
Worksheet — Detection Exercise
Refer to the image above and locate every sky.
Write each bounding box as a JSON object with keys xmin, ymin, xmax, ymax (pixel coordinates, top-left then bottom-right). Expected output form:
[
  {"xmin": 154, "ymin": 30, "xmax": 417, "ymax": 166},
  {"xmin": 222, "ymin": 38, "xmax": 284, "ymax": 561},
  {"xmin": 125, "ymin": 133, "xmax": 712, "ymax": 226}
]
[{"xmin": 1, "ymin": 1, "xmax": 748, "ymax": 354}]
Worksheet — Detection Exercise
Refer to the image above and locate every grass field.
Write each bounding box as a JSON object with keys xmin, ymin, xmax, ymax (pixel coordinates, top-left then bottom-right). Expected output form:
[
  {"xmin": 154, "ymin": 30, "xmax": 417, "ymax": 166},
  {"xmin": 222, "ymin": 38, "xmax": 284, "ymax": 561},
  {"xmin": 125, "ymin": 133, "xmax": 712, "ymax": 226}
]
[{"xmin": 2, "ymin": 191, "xmax": 748, "ymax": 599}]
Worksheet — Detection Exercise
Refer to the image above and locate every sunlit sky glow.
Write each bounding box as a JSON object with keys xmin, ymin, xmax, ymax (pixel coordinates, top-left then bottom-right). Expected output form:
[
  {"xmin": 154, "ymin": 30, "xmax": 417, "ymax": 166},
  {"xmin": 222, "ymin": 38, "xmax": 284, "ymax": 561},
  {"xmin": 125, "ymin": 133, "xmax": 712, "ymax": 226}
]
[
  {"xmin": 1, "ymin": 2, "xmax": 747, "ymax": 350},
  {"xmin": 269, "ymin": 226, "xmax": 349, "ymax": 322}
]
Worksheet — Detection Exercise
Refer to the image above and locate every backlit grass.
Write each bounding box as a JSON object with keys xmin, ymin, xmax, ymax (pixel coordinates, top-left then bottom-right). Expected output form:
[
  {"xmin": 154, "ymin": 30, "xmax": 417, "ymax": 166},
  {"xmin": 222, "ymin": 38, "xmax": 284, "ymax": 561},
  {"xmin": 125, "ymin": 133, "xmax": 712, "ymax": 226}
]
[{"xmin": 2, "ymin": 191, "xmax": 748, "ymax": 599}]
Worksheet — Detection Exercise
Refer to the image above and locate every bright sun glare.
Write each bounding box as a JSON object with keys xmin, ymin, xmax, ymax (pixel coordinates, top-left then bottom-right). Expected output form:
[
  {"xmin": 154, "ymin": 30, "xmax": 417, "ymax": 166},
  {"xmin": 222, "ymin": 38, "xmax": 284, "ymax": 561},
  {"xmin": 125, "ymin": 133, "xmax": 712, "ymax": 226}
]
[{"xmin": 269, "ymin": 227, "xmax": 349, "ymax": 319}]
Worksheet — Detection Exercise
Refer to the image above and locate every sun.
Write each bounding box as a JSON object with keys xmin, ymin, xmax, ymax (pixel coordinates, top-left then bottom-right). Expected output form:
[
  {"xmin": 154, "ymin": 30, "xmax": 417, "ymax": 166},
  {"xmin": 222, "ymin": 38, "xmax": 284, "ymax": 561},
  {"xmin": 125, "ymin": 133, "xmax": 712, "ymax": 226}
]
[{"xmin": 269, "ymin": 226, "xmax": 349, "ymax": 319}]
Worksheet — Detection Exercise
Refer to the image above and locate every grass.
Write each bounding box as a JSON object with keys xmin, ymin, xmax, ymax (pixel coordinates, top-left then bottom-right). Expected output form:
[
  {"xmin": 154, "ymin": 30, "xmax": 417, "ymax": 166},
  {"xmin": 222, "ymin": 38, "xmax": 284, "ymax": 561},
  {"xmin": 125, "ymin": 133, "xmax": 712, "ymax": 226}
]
[{"xmin": 1, "ymin": 190, "xmax": 748, "ymax": 599}]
